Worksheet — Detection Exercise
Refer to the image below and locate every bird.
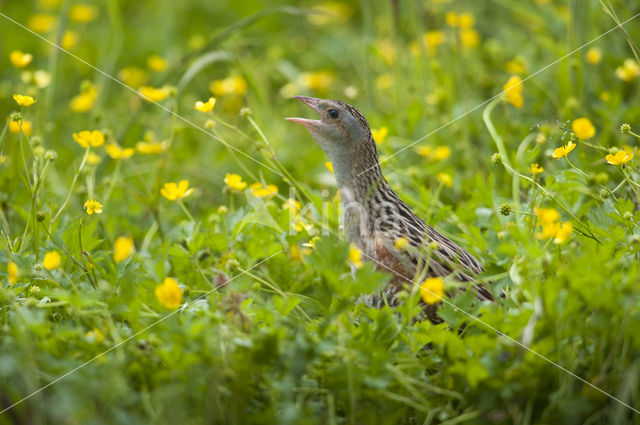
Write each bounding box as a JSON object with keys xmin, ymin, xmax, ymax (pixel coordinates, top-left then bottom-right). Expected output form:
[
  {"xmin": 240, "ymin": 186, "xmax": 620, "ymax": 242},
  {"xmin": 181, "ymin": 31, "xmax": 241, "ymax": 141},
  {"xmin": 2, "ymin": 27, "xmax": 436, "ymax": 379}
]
[{"xmin": 286, "ymin": 96, "xmax": 493, "ymax": 322}]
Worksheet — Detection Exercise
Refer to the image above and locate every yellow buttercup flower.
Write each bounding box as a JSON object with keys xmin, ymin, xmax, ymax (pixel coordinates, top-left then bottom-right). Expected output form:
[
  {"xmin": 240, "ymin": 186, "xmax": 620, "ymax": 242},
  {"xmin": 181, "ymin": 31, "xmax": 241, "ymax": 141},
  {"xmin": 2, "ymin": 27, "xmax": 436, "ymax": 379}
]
[
  {"xmin": 348, "ymin": 244, "xmax": 363, "ymax": 268},
  {"xmin": 605, "ymin": 150, "xmax": 633, "ymax": 165},
  {"xmin": 161, "ymin": 180, "xmax": 194, "ymax": 201},
  {"xmin": 119, "ymin": 67, "xmax": 148, "ymax": 88},
  {"xmin": 209, "ymin": 76, "xmax": 248, "ymax": 97},
  {"xmin": 8, "ymin": 120, "xmax": 33, "ymax": 136},
  {"xmin": 299, "ymin": 71, "xmax": 334, "ymax": 93},
  {"xmin": 282, "ymin": 198, "xmax": 301, "ymax": 214},
  {"xmin": 10, "ymin": 51, "xmax": 33, "ymax": 68},
  {"xmin": 13, "ymin": 94, "xmax": 36, "ymax": 107},
  {"xmin": 194, "ymin": 97, "xmax": 216, "ymax": 113},
  {"xmin": 86, "ymin": 328, "xmax": 104, "ymax": 343},
  {"xmin": 423, "ymin": 31, "xmax": 445, "ymax": 47},
  {"xmin": 571, "ymin": 118, "xmax": 595, "ymax": 140},
  {"xmin": 250, "ymin": 182, "xmax": 278, "ymax": 198},
  {"xmin": 503, "ymin": 76, "xmax": 523, "ymax": 108},
  {"xmin": 224, "ymin": 173, "xmax": 247, "ymax": 191},
  {"xmin": 69, "ymin": 4, "xmax": 98, "ymax": 22},
  {"xmin": 73, "ymin": 130, "xmax": 105, "ymax": 148},
  {"xmin": 534, "ymin": 207, "xmax": 560, "ymax": 225},
  {"xmin": 86, "ymin": 152, "xmax": 102, "ymax": 165},
  {"xmin": 113, "ymin": 236, "xmax": 135, "ymax": 263},
  {"xmin": 458, "ymin": 13, "xmax": 475, "ymax": 29},
  {"xmin": 372, "ymin": 126, "xmax": 389, "ymax": 144},
  {"xmin": 105, "ymin": 144, "xmax": 135, "ymax": 159},
  {"xmin": 533, "ymin": 206, "xmax": 571, "ymax": 244},
  {"xmin": 505, "ymin": 60, "xmax": 526, "ymax": 75},
  {"xmin": 70, "ymin": 83, "xmax": 97, "ymax": 113},
  {"xmin": 8, "ymin": 261, "xmax": 19, "ymax": 284},
  {"xmin": 445, "ymin": 12, "xmax": 458, "ymax": 27},
  {"xmin": 155, "ymin": 277, "xmax": 183, "ymax": 309},
  {"xmin": 433, "ymin": 146, "xmax": 451, "ymax": 160},
  {"xmin": 394, "ymin": 237, "xmax": 408, "ymax": 250},
  {"xmin": 136, "ymin": 141, "xmax": 166, "ymax": 154},
  {"xmin": 586, "ymin": 47, "xmax": 602, "ymax": 65},
  {"xmin": 423, "ymin": 31, "xmax": 445, "ymax": 55},
  {"xmin": 84, "ymin": 199, "xmax": 103, "ymax": 215},
  {"xmin": 376, "ymin": 39, "xmax": 397, "ymax": 66},
  {"xmin": 437, "ymin": 172, "xmax": 453, "ymax": 187},
  {"xmin": 42, "ymin": 251, "xmax": 61, "ymax": 270},
  {"xmin": 324, "ymin": 161, "xmax": 334, "ymax": 173},
  {"xmin": 615, "ymin": 59, "xmax": 640, "ymax": 82},
  {"xmin": 375, "ymin": 73, "xmax": 394, "ymax": 90},
  {"xmin": 552, "ymin": 141, "xmax": 576, "ymax": 159},
  {"xmin": 530, "ymin": 163, "xmax": 544, "ymax": 175},
  {"xmin": 290, "ymin": 245, "xmax": 306, "ymax": 262},
  {"xmin": 459, "ymin": 29, "xmax": 480, "ymax": 48},
  {"xmin": 28, "ymin": 70, "xmax": 52, "ymax": 89},
  {"xmin": 28, "ymin": 14, "xmax": 56, "ymax": 33},
  {"xmin": 62, "ymin": 30, "xmax": 80, "ymax": 50},
  {"xmin": 147, "ymin": 54, "xmax": 167, "ymax": 72},
  {"xmin": 420, "ymin": 277, "xmax": 445, "ymax": 305},
  {"xmin": 536, "ymin": 222, "xmax": 558, "ymax": 240},
  {"xmin": 416, "ymin": 146, "xmax": 432, "ymax": 157},
  {"xmin": 553, "ymin": 222, "xmax": 572, "ymax": 244},
  {"xmin": 139, "ymin": 85, "xmax": 170, "ymax": 102}
]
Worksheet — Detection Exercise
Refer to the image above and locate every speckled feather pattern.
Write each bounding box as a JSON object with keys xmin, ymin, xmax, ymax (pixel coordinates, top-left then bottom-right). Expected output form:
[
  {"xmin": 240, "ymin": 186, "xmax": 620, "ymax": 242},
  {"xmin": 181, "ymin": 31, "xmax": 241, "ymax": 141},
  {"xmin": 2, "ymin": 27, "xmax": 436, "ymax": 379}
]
[{"xmin": 333, "ymin": 101, "xmax": 493, "ymax": 315}]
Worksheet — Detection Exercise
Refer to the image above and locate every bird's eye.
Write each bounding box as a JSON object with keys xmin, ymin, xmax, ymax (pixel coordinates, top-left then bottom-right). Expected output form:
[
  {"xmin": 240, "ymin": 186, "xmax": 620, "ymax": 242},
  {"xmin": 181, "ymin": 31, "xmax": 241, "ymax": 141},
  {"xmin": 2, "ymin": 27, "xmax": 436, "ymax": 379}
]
[{"xmin": 328, "ymin": 109, "xmax": 339, "ymax": 119}]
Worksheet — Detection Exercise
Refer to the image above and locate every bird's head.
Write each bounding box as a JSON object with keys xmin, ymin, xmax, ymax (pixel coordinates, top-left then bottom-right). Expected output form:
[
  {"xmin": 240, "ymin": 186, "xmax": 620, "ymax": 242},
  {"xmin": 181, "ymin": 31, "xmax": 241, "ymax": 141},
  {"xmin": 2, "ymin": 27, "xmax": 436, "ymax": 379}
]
[{"xmin": 286, "ymin": 96, "xmax": 372, "ymax": 158}]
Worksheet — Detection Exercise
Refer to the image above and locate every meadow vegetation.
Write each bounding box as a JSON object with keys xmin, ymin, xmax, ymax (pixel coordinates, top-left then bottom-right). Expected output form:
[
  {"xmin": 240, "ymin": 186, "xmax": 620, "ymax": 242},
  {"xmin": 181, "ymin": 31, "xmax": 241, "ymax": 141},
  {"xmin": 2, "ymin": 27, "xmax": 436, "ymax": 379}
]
[{"xmin": 1, "ymin": 0, "xmax": 640, "ymax": 423}]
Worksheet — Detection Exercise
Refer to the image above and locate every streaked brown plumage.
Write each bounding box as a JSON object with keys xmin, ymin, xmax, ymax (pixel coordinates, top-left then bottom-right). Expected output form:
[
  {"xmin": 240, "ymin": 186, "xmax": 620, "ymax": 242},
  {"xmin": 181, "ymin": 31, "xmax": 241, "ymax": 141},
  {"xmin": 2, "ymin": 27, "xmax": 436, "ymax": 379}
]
[{"xmin": 287, "ymin": 96, "xmax": 493, "ymax": 321}]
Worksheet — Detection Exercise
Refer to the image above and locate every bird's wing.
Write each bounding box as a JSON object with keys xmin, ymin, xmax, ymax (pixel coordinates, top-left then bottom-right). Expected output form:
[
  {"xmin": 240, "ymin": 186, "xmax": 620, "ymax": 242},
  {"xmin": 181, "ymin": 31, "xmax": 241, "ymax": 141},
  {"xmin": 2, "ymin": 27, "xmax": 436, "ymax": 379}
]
[{"xmin": 375, "ymin": 212, "xmax": 494, "ymax": 301}]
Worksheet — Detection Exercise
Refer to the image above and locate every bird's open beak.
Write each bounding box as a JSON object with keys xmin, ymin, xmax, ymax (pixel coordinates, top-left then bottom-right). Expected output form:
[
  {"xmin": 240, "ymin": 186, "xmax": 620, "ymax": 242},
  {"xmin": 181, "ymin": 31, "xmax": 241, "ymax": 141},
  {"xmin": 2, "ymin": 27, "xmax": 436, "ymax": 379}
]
[{"xmin": 285, "ymin": 96, "xmax": 322, "ymax": 129}]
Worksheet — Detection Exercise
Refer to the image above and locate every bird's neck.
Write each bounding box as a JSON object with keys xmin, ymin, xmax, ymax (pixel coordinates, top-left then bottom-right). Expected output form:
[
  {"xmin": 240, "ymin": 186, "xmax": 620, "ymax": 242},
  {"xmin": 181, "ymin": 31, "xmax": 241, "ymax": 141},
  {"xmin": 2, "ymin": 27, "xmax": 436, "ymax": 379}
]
[
  {"xmin": 329, "ymin": 136, "xmax": 396, "ymax": 232},
  {"xmin": 329, "ymin": 136, "xmax": 380, "ymax": 192}
]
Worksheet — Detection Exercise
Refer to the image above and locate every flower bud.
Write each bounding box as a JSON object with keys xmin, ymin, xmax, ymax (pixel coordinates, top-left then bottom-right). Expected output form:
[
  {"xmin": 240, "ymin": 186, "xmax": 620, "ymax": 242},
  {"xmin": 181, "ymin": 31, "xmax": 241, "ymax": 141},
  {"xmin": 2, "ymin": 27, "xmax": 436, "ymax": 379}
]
[
  {"xmin": 225, "ymin": 258, "xmax": 240, "ymax": 271},
  {"xmin": 491, "ymin": 153, "xmax": 503, "ymax": 165},
  {"xmin": 499, "ymin": 203, "xmax": 512, "ymax": 216},
  {"xmin": 620, "ymin": 123, "xmax": 631, "ymax": 134},
  {"xmin": 45, "ymin": 150, "xmax": 57, "ymax": 161}
]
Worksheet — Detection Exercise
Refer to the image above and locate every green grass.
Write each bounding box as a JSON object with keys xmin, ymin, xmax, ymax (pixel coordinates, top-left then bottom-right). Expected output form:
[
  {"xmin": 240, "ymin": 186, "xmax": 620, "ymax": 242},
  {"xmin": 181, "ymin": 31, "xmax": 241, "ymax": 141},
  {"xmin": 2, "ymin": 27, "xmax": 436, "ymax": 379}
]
[{"xmin": 1, "ymin": 0, "xmax": 640, "ymax": 423}]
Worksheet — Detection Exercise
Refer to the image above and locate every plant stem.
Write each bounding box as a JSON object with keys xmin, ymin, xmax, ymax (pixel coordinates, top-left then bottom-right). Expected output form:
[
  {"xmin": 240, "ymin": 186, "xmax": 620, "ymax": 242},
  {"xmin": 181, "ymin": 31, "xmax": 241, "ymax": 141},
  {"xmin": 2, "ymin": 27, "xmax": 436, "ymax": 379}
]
[
  {"xmin": 483, "ymin": 98, "xmax": 600, "ymax": 242},
  {"xmin": 50, "ymin": 147, "xmax": 90, "ymax": 232},
  {"xmin": 246, "ymin": 115, "xmax": 314, "ymax": 203},
  {"xmin": 177, "ymin": 199, "xmax": 194, "ymax": 222},
  {"xmin": 483, "ymin": 98, "xmax": 520, "ymax": 210},
  {"xmin": 102, "ymin": 158, "xmax": 122, "ymax": 205}
]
